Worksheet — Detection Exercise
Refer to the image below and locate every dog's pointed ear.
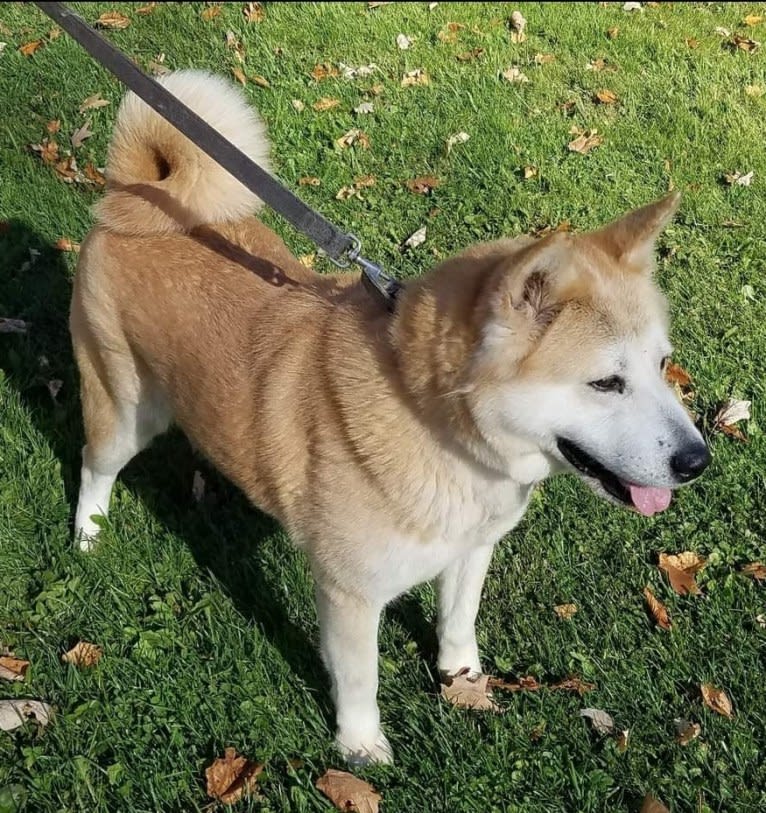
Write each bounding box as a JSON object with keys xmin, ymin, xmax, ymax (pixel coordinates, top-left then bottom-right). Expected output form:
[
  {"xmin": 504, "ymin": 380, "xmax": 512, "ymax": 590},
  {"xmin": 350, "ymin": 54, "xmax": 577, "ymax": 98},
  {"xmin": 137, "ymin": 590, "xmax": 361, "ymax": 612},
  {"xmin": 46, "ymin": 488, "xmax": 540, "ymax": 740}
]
[{"xmin": 591, "ymin": 191, "xmax": 681, "ymax": 270}]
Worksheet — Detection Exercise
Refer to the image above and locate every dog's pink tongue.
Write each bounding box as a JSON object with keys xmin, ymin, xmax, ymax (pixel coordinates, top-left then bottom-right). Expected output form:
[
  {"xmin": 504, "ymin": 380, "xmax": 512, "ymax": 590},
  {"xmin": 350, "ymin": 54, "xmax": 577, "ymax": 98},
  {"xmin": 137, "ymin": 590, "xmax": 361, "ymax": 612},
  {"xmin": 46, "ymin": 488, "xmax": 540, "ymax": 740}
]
[{"xmin": 629, "ymin": 485, "xmax": 672, "ymax": 517}]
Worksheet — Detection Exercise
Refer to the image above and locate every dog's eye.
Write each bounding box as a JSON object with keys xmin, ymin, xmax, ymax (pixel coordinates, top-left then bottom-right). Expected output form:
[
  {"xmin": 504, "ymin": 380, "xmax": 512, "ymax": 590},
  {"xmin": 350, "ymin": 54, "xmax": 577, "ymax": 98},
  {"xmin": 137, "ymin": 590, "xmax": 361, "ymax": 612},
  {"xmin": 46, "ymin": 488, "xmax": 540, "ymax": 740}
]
[{"xmin": 589, "ymin": 376, "xmax": 625, "ymax": 394}]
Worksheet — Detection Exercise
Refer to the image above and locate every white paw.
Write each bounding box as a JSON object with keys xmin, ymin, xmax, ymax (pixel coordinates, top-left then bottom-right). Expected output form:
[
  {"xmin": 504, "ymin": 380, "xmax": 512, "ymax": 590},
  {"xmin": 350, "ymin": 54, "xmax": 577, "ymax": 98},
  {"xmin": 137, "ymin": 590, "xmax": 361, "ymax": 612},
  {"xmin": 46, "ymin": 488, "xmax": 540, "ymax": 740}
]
[
  {"xmin": 75, "ymin": 524, "xmax": 101, "ymax": 552},
  {"xmin": 335, "ymin": 730, "xmax": 394, "ymax": 766},
  {"xmin": 437, "ymin": 649, "xmax": 482, "ymax": 680}
]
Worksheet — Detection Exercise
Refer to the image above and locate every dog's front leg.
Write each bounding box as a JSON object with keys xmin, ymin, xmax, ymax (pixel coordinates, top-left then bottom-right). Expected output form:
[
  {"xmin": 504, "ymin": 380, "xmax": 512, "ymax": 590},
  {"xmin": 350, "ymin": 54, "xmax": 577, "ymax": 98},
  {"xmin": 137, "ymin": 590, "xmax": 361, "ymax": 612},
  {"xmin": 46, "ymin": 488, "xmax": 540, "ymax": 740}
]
[
  {"xmin": 436, "ymin": 543, "xmax": 495, "ymax": 677},
  {"xmin": 315, "ymin": 585, "xmax": 392, "ymax": 766}
]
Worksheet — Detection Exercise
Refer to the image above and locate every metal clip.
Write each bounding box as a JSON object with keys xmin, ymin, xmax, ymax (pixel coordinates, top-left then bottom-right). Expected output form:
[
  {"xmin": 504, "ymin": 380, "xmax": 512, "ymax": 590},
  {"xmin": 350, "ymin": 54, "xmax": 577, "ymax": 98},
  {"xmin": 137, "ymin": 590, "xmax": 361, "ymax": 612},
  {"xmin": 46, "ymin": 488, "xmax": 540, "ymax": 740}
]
[{"xmin": 325, "ymin": 233, "xmax": 402, "ymax": 312}]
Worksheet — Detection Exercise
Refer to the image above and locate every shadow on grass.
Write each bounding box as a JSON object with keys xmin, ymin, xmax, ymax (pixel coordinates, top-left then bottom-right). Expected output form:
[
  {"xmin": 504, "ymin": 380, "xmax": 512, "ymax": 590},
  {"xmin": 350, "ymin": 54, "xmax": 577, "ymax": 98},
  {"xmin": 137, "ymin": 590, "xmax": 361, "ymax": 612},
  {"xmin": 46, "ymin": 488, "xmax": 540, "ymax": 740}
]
[{"xmin": 0, "ymin": 219, "xmax": 437, "ymax": 721}]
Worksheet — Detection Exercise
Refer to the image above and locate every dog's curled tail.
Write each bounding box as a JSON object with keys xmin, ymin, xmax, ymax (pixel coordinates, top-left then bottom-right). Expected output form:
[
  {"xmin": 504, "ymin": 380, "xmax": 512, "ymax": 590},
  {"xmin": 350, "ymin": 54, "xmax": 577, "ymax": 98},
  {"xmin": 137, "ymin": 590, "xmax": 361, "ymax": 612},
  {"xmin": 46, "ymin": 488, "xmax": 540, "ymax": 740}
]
[{"xmin": 95, "ymin": 70, "xmax": 272, "ymax": 235}]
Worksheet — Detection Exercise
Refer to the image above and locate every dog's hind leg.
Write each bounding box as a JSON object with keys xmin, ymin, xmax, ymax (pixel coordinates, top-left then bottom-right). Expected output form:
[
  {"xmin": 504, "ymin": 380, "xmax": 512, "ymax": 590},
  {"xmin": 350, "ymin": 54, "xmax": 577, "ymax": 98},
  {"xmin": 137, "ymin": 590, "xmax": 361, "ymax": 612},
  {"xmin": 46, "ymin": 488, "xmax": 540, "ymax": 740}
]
[
  {"xmin": 436, "ymin": 543, "xmax": 495, "ymax": 677},
  {"xmin": 72, "ymin": 320, "xmax": 171, "ymax": 551}
]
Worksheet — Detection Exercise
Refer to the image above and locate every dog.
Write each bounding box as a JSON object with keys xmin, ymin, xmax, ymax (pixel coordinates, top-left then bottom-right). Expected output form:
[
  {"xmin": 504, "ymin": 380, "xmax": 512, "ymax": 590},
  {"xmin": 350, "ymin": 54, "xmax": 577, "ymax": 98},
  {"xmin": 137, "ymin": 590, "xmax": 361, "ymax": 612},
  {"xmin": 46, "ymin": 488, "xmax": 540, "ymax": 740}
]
[{"xmin": 70, "ymin": 70, "xmax": 710, "ymax": 765}]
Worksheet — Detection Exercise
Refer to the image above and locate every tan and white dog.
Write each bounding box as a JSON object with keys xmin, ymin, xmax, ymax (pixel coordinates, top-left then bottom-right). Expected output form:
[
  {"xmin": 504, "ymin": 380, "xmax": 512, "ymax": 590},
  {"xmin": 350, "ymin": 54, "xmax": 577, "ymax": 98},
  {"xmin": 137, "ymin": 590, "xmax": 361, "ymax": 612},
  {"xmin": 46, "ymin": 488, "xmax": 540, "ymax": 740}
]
[{"xmin": 70, "ymin": 71, "xmax": 710, "ymax": 765}]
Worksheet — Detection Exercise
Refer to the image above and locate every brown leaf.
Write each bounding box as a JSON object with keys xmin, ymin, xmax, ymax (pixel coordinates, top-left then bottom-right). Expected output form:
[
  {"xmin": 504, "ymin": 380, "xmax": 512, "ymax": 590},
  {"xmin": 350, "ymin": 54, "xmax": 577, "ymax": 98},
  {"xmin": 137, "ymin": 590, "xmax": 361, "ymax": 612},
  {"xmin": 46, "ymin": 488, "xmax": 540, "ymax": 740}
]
[
  {"xmin": 501, "ymin": 66, "xmax": 529, "ymax": 84},
  {"xmin": 298, "ymin": 253, "xmax": 315, "ymax": 268},
  {"xmin": 744, "ymin": 14, "xmax": 763, "ymax": 26},
  {"xmin": 95, "ymin": 11, "xmax": 131, "ymax": 30},
  {"xmin": 730, "ymin": 34, "xmax": 760, "ymax": 52},
  {"xmin": 675, "ymin": 718, "xmax": 701, "ymax": 745},
  {"xmin": 665, "ymin": 361, "xmax": 692, "ymax": 388},
  {"xmin": 685, "ymin": 37, "xmax": 700, "ymax": 49},
  {"xmin": 487, "ymin": 675, "xmax": 541, "ymax": 693},
  {"xmin": 335, "ymin": 129, "xmax": 370, "ymax": 149},
  {"xmin": 84, "ymin": 163, "xmax": 106, "ymax": 186},
  {"xmin": 71, "ymin": 121, "xmax": 93, "ymax": 149},
  {"xmin": 509, "ymin": 10, "xmax": 527, "ymax": 43},
  {"xmin": 401, "ymin": 68, "xmax": 430, "ymax": 87},
  {"xmin": 19, "ymin": 40, "xmax": 45, "ymax": 57},
  {"xmin": 441, "ymin": 670, "xmax": 501, "ymax": 711},
  {"xmin": 456, "ymin": 48, "xmax": 485, "ymax": 62},
  {"xmin": 607, "ymin": 26, "xmax": 620, "ymax": 39},
  {"xmin": 251, "ymin": 74, "xmax": 270, "ymax": 88},
  {"xmin": 580, "ymin": 707, "xmax": 614, "ymax": 735},
  {"xmin": 54, "ymin": 237, "xmax": 80, "ymax": 252},
  {"xmin": 231, "ymin": 67, "xmax": 247, "ymax": 86},
  {"xmin": 568, "ymin": 129, "xmax": 603, "ymax": 155},
  {"xmin": 643, "ymin": 587, "xmax": 672, "ymax": 630},
  {"xmin": 46, "ymin": 119, "xmax": 61, "ymax": 134},
  {"xmin": 62, "ymin": 641, "xmax": 102, "ymax": 668},
  {"xmin": 437, "ymin": 22, "xmax": 465, "ymax": 44},
  {"xmin": 523, "ymin": 165, "xmax": 538, "ymax": 180},
  {"xmin": 135, "ymin": 3, "xmax": 157, "ymax": 14},
  {"xmin": 79, "ymin": 93, "xmax": 110, "ymax": 114},
  {"xmin": 701, "ymin": 683, "xmax": 733, "ymax": 718},
  {"xmin": 316, "ymin": 769, "xmax": 382, "ymax": 813},
  {"xmin": 534, "ymin": 53, "xmax": 556, "ymax": 64},
  {"xmin": 658, "ymin": 551, "xmax": 706, "ymax": 596},
  {"xmin": 615, "ymin": 729, "xmax": 630, "ymax": 752},
  {"xmin": 355, "ymin": 174, "xmax": 376, "ymax": 188},
  {"xmin": 298, "ymin": 176, "xmax": 320, "ymax": 186},
  {"xmin": 0, "ymin": 318, "xmax": 29, "ymax": 334},
  {"xmin": 225, "ymin": 30, "xmax": 245, "ymax": 62},
  {"xmin": 553, "ymin": 603, "xmax": 577, "ymax": 620},
  {"xmin": 594, "ymin": 89, "xmax": 618, "ymax": 104},
  {"xmin": 313, "ymin": 97, "xmax": 340, "ymax": 112},
  {"xmin": 311, "ymin": 63, "xmax": 340, "ymax": 81},
  {"xmin": 0, "ymin": 656, "xmax": 30, "ymax": 682},
  {"xmin": 406, "ymin": 175, "xmax": 440, "ymax": 195},
  {"xmin": 206, "ymin": 747, "xmax": 264, "ymax": 804},
  {"xmin": 713, "ymin": 398, "xmax": 751, "ymax": 438},
  {"xmin": 586, "ymin": 57, "xmax": 616, "ymax": 72},
  {"xmin": 368, "ymin": 82, "xmax": 385, "ymax": 96},
  {"xmin": 30, "ymin": 139, "xmax": 60, "ymax": 165},
  {"xmin": 549, "ymin": 676, "xmax": 595, "ymax": 695},
  {"xmin": 740, "ymin": 562, "xmax": 766, "ymax": 581},
  {"xmin": 243, "ymin": 1, "xmax": 265, "ymax": 23},
  {"xmin": 641, "ymin": 795, "xmax": 670, "ymax": 813},
  {"xmin": 201, "ymin": 5, "xmax": 222, "ymax": 22},
  {"xmin": 54, "ymin": 155, "xmax": 78, "ymax": 183}
]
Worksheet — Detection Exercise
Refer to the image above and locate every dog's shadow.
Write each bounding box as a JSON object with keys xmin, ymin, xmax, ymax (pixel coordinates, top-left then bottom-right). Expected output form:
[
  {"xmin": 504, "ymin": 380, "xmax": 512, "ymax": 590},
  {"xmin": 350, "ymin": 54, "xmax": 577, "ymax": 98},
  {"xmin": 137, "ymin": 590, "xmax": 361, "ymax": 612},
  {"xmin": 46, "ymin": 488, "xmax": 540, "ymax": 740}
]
[{"xmin": 0, "ymin": 219, "xmax": 437, "ymax": 718}]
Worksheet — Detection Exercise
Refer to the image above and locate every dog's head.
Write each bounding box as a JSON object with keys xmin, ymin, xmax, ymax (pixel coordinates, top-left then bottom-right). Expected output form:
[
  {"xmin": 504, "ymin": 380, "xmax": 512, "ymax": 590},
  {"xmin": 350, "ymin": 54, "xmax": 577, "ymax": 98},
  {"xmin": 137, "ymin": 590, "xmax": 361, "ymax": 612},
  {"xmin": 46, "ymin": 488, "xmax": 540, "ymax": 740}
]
[{"xmin": 461, "ymin": 192, "xmax": 709, "ymax": 514}]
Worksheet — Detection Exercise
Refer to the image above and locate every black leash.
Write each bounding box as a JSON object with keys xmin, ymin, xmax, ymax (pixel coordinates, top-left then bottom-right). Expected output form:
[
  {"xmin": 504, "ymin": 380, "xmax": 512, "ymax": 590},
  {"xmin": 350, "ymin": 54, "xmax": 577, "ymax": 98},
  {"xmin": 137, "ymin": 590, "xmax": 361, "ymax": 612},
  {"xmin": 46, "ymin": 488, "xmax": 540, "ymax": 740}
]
[{"xmin": 34, "ymin": 1, "xmax": 402, "ymax": 311}]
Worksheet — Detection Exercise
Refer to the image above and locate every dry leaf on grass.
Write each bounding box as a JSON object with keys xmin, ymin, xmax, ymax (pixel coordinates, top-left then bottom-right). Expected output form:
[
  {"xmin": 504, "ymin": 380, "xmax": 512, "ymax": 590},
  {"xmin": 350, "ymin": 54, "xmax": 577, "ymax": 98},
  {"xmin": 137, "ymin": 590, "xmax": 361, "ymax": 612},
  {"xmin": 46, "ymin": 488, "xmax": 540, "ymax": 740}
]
[
  {"xmin": 744, "ymin": 14, "xmax": 764, "ymax": 26},
  {"xmin": 713, "ymin": 397, "xmax": 751, "ymax": 441},
  {"xmin": 336, "ymin": 176, "xmax": 375, "ymax": 201},
  {"xmin": 594, "ymin": 89, "xmax": 618, "ymax": 104},
  {"xmin": 201, "ymin": 5, "xmax": 222, "ymax": 22},
  {"xmin": 568, "ymin": 129, "xmax": 603, "ymax": 155},
  {"xmin": 523, "ymin": 165, "xmax": 538, "ymax": 179},
  {"xmin": 501, "ymin": 66, "xmax": 529, "ymax": 84},
  {"xmin": 586, "ymin": 57, "xmax": 616, "ymax": 72},
  {"xmin": 62, "ymin": 641, "xmax": 102, "ymax": 668},
  {"xmin": 607, "ymin": 26, "xmax": 620, "ymax": 39},
  {"xmin": 298, "ymin": 253, "xmax": 315, "ymax": 268},
  {"xmin": 644, "ymin": 587, "xmax": 672, "ymax": 630},
  {"xmin": 71, "ymin": 121, "xmax": 93, "ymax": 149},
  {"xmin": 406, "ymin": 175, "xmax": 440, "ymax": 195},
  {"xmin": 487, "ymin": 675, "xmax": 541, "ymax": 693},
  {"xmin": 641, "ymin": 795, "xmax": 670, "ymax": 813},
  {"xmin": 701, "ymin": 683, "xmax": 733, "ymax": 718},
  {"xmin": 316, "ymin": 769, "xmax": 382, "ymax": 813},
  {"xmin": 665, "ymin": 361, "xmax": 692, "ymax": 388},
  {"xmin": 550, "ymin": 676, "xmax": 595, "ymax": 695},
  {"xmin": 84, "ymin": 163, "xmax": 106, "ymax": 186},
  {"xmin": 312, "ymin": 97, "xmax": 340, "ymax": 112},
  {"xmin": 0, "ymin": 318, "xmax": 29, "ymax": 334},
  {"xmin": 554, "ymin": 603, "xmax": 577, "ymax": 620},
  {"xmin": 724, "ymin": 170, "xmax": 754, "ymax": 186},
  {"xmin": 251, "ymin": 74, "xmax": 270, "ymax": 88},
  {"xmin": 54, "ymin": 237, "xmax": 80, "ymax": 252},
  {"xmin": 580, "ymin": 707, "xmax": 614, "ymax": 735},
  {"xmin": 341, "ymin": 63, "xmax": 379, "ymax": 80},
  {"xmin": 446, "ymin": 131, "xmax": 470, "ymax": 153},
  {"xmin": 311, "ymin": 63, "xmax": 340, "ymax": 81},
  {"xmin": 457, "ymin": 48, "xmax": 485, "ymax": 62},
  {"xmin": 79, "ymin": 93, "xmax": 110, "ymax": 113},
  {"xmin": 95, "ymin": 11, "xmax": 131, "ymax": 30},
  {"xmin": 658, "ymin": 551, "xmax": 706, "ymax": 596},
  {"xmin": 740, "ymin": 562, "xmax": 766, "ymax": 581},
  {"xmin": 756, "ymin": 614, "xmax": 766, "ymax": 628},
  {"xmin": 291, "ymin": 99, "xmax": 305, "ymax": 112},
  {"xmin": 354, "ymin": 101, "xmax": 375, "ymax": 114},
  {"xmin": 231, "ymin": 67, "xmax": 247, "ymax": 86},
  {"xmin": 46, "ymin": 119, "xmax": 60, "ymax": 134},
  {"xmin": 534, "ymin": 53, "xmax": 556, "ymax": 64},
  {"xmin": 136, "ymin": 2, "xmax": 157, "ymax": 14},
  {"xmin": 0, "ymin": 656, "xmax": 30, "ymax": 682},
  {"xmin": 225, "ymin": 30, "xmax": 246, "ymax": 63},
  {"xmin": 0, "ymin": 699, "xmax": 53, "ymax": 732},
  {"xmin": 206, "ymin": 747, "xmax": 264, "ymax": 804},
  {"xmin": 396, "ymin": 33, "xmax": 413, "ymax": 50},
  {"xmin": 675, "ymin": 718, "xmax": 701, "ymax": 745},
  {"xmin": 615, "ymin": 729, "xmax": 630, "ymax": 752},
  {"xmin": 404, "ymin": 225, "xmax": 427, "ymax": 250},
  {"xmin": 441, "ymin": 670, "xmax": 501, "ymax": 711},
  {"xmin": 509, "ymin": 10, "xmax": 527, "ymax": 43},
  {"xmin": 685, "ymin": 37, "xmax": 700, "ymax": 49},
  {"xmin": 243, "ymin": 2, "xmax": 265, "ymax": 23},
  {"xmin": 745, "ymin": 84, "xmax": 764, "ymax": 96},
  {"xmin": 437, "ymin": 22, "xmax": 465, "ymax": 44},
  {"xmin": 729, "ymin": 34, "xmax": 760, "ymax": 53},
  {"xmin": 335, "ymin": 129, "xmax": 370, "ymax": 150},
  {"xmin": 30, "ymin": 139, "xmax": 60, "ymax": 165},
  {"xmin": 298, "ymin": 176, "xmax": 320, "ymax": 186},
  {"xmin": 401, "ymin": 68, "xmax": 429, "ymax": 87},
  {"xmin": 19, "ymin": 39, "xmax": 45, "ymax": 57}
]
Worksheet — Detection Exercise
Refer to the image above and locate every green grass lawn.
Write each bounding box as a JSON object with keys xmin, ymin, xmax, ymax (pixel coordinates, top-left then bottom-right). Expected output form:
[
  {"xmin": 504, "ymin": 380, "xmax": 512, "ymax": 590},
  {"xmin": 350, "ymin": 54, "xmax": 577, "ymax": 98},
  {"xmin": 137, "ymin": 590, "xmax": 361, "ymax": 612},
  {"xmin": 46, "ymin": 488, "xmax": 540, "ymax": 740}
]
[{"xmin": 1, "ymin": 1, "xmax": 765, "ymax": 810}]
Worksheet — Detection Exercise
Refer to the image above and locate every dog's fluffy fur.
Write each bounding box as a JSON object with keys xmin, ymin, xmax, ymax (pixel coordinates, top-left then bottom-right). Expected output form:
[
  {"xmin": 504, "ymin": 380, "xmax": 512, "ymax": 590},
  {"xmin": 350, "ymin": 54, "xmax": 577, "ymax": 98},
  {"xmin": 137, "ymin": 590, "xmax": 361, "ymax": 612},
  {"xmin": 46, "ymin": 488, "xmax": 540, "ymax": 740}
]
[{"xmin": 71, "ymin": 71, "xmax": 709, "ymax": 765}]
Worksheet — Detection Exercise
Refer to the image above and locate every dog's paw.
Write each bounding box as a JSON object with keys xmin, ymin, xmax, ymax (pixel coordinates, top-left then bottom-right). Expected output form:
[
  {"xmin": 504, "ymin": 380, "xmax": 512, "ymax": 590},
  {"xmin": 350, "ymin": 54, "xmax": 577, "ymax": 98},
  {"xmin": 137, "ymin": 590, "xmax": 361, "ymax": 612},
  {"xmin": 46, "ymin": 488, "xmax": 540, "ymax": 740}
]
[
  {"xmin": 335, "ymin": 730, "xmax": 394, "ymax": 766},
  {"xmin": 75, "ymin": 527, "xmax": 99, "ymax": 553}
]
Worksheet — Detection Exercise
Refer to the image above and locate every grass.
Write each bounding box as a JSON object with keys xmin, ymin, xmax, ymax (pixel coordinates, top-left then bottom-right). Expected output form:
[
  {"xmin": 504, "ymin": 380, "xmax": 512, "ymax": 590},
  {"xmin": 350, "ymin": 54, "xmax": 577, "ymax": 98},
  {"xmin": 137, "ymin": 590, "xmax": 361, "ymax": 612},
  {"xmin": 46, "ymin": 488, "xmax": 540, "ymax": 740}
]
[{"xmin": 1, "ymin": 1, "xmax": 765, "ymax": 810}]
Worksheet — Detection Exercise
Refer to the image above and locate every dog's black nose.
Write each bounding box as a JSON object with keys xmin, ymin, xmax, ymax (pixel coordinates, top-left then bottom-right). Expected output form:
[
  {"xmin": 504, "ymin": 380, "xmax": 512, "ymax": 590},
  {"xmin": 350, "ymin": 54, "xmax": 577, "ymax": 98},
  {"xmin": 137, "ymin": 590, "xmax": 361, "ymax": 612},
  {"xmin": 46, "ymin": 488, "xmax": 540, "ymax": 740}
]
[{"xmin": 670, "ymin": 443, "xmax": 711, "ymax": 482}]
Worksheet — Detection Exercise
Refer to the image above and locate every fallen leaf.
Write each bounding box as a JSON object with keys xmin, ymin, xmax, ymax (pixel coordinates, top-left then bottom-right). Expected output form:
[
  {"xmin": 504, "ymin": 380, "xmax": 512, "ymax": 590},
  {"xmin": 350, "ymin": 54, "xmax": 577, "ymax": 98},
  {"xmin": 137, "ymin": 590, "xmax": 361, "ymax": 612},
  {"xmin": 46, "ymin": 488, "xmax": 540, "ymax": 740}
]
[
  {"xmin": 316, "ymin": 769, "xmax": 382, "ymax": 813},
  {"xmin": 586, "ymin": 57, "xmax": 616, "ymax": 72},
  {"xmin": 756, "ymin": 613, "xmax": 766, "ymax": 628},
  {"xmin": 243, "ymin": 1, "xmax": 265, "ymax": 23},
  {"xmin": 354, "ymin": 101, "xmax": 375, "ymax": 114},
  {"xmin": 714, "ymin": 397, "xmax": 751, "ymax": 440},
  {"xmin": 225, "ymin": 30, "xmax": 246, "ymax": 62},
  {"xmin": 534, "ymin": 53, "xmax": 556, "ymax": 64},
  {"xmin": 148, "ymin": 57, "xmax": 170, "ymax": 76},
  {"xmin": 729, "ymin": 34, "xmax": 760, "ymax": 52},
  {"xmin": 550, "ymin": 676, "xmax": 595, "ymax": 695},
  {"xmin": 659, "ymin": 551, "xmax": 706, "ymax": 596},
  {"xmin": 135, "ymin": 3, "xmax": 157, "ymax": 14},
  {"xmin": 675, "ymin": 718, "xmax": 701, "ymax": 745},
  {"xmin": 501, "ymin": 66, "xmax": 529, "ymax": 84},
  {"xmin": 641, "ymin": 795, "xmax": 670, "ymax": 813},
  {"xmin": 509, "ymin": 10, "xmax": 527, "ymax": 43},
  {"xmin": 623, "ymin": 1, "xmax": 642, "ymax": 10},
  {"xmin": 437, "ymin": 22, "xmax": 465, "ymax": 44},
  {"xmin": 701, "ymin": 683, "xmax": 733, "ymax": 718},
  {"xmin": 335, "ymin": 129, "xmax": 370, "ymax": 150},
  {"xmin": 665, "ymin": 361, "xmax": 692, "ymax": 388},
  {"xmin": 568, "ymin": 129, "xmax": 603, "ymax": 155},
  {"xmin": 46, "ymin": 119, "xmax": 60, "ymax": 134},
  {"xmin": 298, "ymin": 253, "xmax": 315, "ymax": 268},
  {"xmin": 441, "ymin": 670, "xmax": 501, "ymax": 711},
  {"xmin": 404, "ymin": 225, "xmax": 427, "ymax": 249},
  {"xmin": 336, "ymin": 185, "xmax": 361, "ymax": 200},
  {"xmin": 396, "ymin": 33, "xmax": 413, "ymax": 50},
  {"xmin": 54, "ymin": 155, "xmax": 78, "ymax": 183},
  {"xmin": 446, "ymin": 131, "xmax": 470, "ymax": 153},
  {"xmin": 48, "ymin": 26, "xmax": 62, "ymax": 41},
  {"xmin": 615, "ymin": 729, "xmax": 630, "ymax": 752},
  {"xmin": 580, "ymin": 707, "xmax": 615, "ymax": 735},
  {"xmin": 553, "ymin": 603, "xmax": 577, "ymax": 620},
  {"xmin": 685, "ymin": 37, "xmax": 700, "ymax": 49},
  {"xmin": 0, "ymin": 700, "xmax": 53, "ymax": 732},
  {"xmin": 291, "ymin": 99, "xmax": 305, "ymax": 112},
  {"xmin": 84, "ymin": 163, "xmax": 106, "ymax": 186},
  {"xmin": 714, "ymin": 26, "xmax": 732, "ymax": 37},
  {"xmin": 201, "ymin": 5, "xmax": 222, "ymax": 22},
  {"xmin": 0, "ymin": 318, "xmax": 29, "ymax": 334},
  {"xmin": 406, "ymin": 175, "xmax": 440, "ymax": 194},
  {"xmin": 457, "ymin": 47, "xmax": 485, "ymax": 62},
  {"xmin": 0, "ymin": 656, "xmax": 30, "ymax": 682},
  {"xmin": 368, "ymin": 82, "xmax": 385, "ymax": 96},
  {"xmin": 298, "ymin": 176, "xmax": 320, "ymax": 186},
  {"xmin": 607, "ymin": 26, "xmax": 620, "ymax": 39},
  {"xmin": 251, "ymin": 74, "xmax": 270, "ymax": 88},
  {"xmin": 643, "ymin": 587, "xmax": 672, "ymax": 630},
  {"xmin": 724, "ymin": 170, "xmax": 755, "ymax": 186},
  {"xmin": 231, "ymin": 67, "xmax": 246, "ymax": 86},
  {"xmin": 745, "ymin": 83, "xmax": 764, "ymax": 96},
  {"xmin": 54, "ymin": 237, "xmax": 80, "ymax": 252},
  {"xmin": 341, "ymin": 63, "xmax": 378, "ymax": 80},
  {"xmin": 429, "ymin": 1, "xmax": 439, "ymax": 9},
  {"xmin": 594, "ymin": 89, "xmax": 618, "ymax": 104},
  {"xmin": 71, "ymin": 121, "xmax": 93, "ymax": 149},
  {"xmin": 62, "ymin": 641, "xmax": 102, "ymax": 668},
  {"xmin": 744, "ymin": 14, "xmax": 763, "ymax": 26},
  {"xmin": 740, "ymin": 562, "xmax": 766, "ymax": 581},
  {"xmin": 401, "ymin": 68, "xmax": 429, "ymax": 87},
  {"xmin": 487, "ymin": 675, "xmax": 541, "ymax": 692},
  {"xmin": 192, "ymin": 470, "xmax": 206, "ymax": 502},
  {"xmin": 95, "ymin": 10, "xmax": 131, "ymax": 30},
  {"xmin": 312, "ymin": 97, "xmax": 340, "ymax": 112},
  {"xmin": 79, "ymin": 93, "xmax": 110, "ymax": 113},
  {"xmin": 311, "ymin": 63, "xmax": 340, "ymax": 81},
  {"xmin": 354, "ymin": 174, "xmax": 376, "ymax": 188},
  {"xmin": 206, "ymin": 747, "xmax": 264, "ymax": 805},
  {"xmin": 19, "ymin": 39, "xmax": 44, "ymax": 56},
  {"xmin": 523, "ymin": 165, "xmax": 538, "ymax": 180},
  {"xmin": 31, "ymin": 138, "xmax": 60, "ymax": 165}
]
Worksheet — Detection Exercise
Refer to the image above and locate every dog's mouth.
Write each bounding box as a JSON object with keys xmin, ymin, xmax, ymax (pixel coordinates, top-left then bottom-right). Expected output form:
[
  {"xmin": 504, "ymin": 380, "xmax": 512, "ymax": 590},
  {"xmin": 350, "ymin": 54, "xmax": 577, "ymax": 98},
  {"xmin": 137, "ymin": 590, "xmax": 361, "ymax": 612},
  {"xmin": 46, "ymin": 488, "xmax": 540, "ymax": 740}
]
[{"xmin": 556, "ymin": 438, "xmax": 672, "ymax": 517}]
